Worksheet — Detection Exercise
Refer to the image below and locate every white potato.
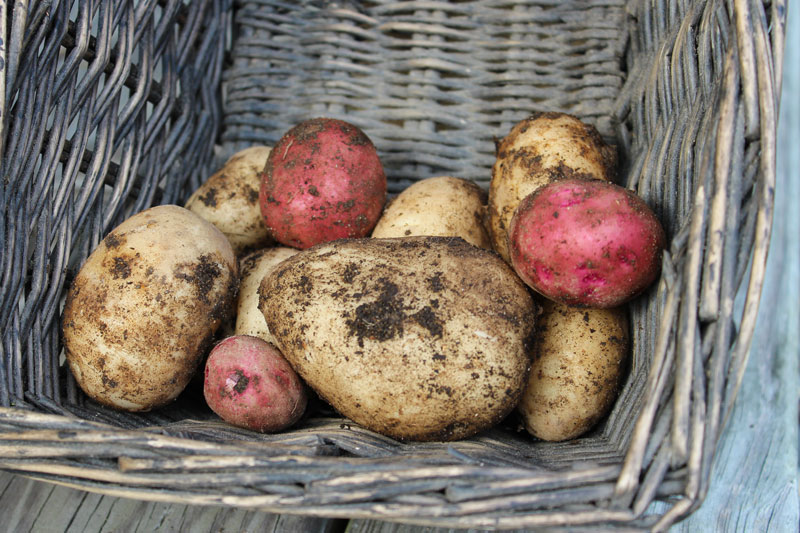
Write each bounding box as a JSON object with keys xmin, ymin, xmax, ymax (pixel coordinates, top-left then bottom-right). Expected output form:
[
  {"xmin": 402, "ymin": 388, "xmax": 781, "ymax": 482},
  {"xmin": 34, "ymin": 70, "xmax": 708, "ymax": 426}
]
[
  {"xmin": 235, "ymin": 246, "xmax": 299, "ymax": 344},
  {"xmin": 258, "ymin": 236, "xmax": 537, "ymax": 442},
  {"xmin": 488, "ymin": 113, "xmax": 616, "ymax": 262},
  {"xmin": 62, "ymin": 205, "xmax": 239, "ymax": 412},
  {"xmin": 371, "ymin": 176, "xmax": 491, "ymax": 249},
  {"xmin": 186, "ymin": 146, "xmax": 273, "ymax": 256},
  {"xmin": 518, "ymin": 300, "xmax": 628, "ymax": 442}
]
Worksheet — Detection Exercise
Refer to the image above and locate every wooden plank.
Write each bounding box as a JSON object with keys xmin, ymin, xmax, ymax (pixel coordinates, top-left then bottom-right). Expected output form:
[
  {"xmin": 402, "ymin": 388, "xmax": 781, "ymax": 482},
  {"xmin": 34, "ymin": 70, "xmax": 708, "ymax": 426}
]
[
  {"xmin": 0, "ymin": 470, "xmax": 59, "ymax": 532},
  {"xmin": 31, "ymin": 483, "xmax": 96, "ymax": 532},
  {"xmin": 0, "ymin": 469, "xmax": 345, "ymax": 533},
  {"xmin": 64, "ymin": 491, "xmax": 122, "ymax": 533},
  {"xmin": 71, "ymin": 494, "xmax": 149, "ymax": 532}
]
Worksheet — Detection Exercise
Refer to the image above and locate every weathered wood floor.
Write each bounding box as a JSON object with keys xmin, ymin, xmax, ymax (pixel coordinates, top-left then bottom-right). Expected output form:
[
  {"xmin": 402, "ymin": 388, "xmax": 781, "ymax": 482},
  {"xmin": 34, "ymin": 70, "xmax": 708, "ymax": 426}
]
[{"xmin": 1, "ymin": 7, "xmax": 798, "ymax": 533}]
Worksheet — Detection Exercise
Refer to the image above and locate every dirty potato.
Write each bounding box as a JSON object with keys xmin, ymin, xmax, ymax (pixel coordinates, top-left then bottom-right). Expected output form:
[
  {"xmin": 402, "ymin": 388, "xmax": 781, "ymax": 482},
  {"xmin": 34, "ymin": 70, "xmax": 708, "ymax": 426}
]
[
  {"xmin": 62, "ymin": 205, "xmax": 239, "ymax": 412},
  {"xmin": 235, "ymin": 246, "xmax": 299, "ymax": 345},
  {"xmin": 518, "ymin": 300, "xmax": 629, "ymax": 441},
  {"xmin": 203, "ymin": 335, "xmax": 307, "ymax": 433},
  {"xmin": 260, "ymin": 118, "xmax": 386, "ymax": 249},
  {"xmin": 258, "ymin": 236, "xmax": 537, "ymax": 442},
  {"xmin": 186, "ymin": 146, "xmax": 274, "ymax": 256},
  {"xmin": 371, "ymin": 176, "xmax": 492, "ymax": 249}
]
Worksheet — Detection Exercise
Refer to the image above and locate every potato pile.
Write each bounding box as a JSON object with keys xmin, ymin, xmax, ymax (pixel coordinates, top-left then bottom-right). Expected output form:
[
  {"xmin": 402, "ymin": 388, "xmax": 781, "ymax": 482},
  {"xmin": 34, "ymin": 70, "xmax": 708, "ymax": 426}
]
[{"xmin": 62, "ymin": 114, "xmax": 665, "ymax": 443}]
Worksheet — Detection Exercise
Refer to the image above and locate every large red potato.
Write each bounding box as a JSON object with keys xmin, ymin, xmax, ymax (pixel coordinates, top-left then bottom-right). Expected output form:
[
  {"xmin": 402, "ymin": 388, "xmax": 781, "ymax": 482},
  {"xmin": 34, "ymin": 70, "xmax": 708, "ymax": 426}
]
[
  {"xmin": 260, "ymin": 118, "xmax": 387, "ymax": 249},
  {"xmin": 203, "ymin": 335, "xmax": 307, "ymax": 433},
  {"xmin": 508, "ymin": 178, "xmax": 666, "ymax": 308}
]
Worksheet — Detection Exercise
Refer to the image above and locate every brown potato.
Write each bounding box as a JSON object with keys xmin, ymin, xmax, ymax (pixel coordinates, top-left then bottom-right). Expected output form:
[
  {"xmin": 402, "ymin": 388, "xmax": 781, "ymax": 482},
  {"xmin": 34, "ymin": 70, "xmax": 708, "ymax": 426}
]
[
  {"xmin": 235, "ymin": 246, "xmax": 299, "ymax": 345},
  {"xmin": 186, "ymin": 146, "xmax": 273, "ymax": 256},
  {"xmin": 371, "ymin": 176, "xmax": 492, "ymax": 249},
  {"xmin": 62, "ymin": 205, "xmax": 239, "ymax": 412},
  {"xmin": 488, "ymin": 113, "xmax": 617, "ymax": 263},
  {"xmin": 518, "ymin": 300, "xmax": 629, "ymax": 442},
  {"xmin": 258, "ymin": 237, "xmax": 537, "ymax": 442}
]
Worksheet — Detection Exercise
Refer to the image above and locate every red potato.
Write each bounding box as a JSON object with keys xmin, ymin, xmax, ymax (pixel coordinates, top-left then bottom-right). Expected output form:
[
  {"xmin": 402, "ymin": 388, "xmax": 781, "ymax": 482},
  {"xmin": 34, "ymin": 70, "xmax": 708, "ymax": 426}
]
[
  {"xmin": 508, "ymin": 178, "xmax": 666, "ymax": 308},
  {"xmin": 260, "ymin": 118, "xmax": 387, "ymax": 249},
  {"xmin": 203, "ymin": 335, "xmax": 307, "ymax": 433}
]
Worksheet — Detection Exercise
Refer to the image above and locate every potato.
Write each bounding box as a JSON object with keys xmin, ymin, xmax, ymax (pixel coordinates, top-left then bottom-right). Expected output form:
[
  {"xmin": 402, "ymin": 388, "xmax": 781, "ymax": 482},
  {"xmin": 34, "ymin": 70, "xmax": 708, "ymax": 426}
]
[
  {"xmin": 488, "ymin": 112, "xmax": 617, "ymax": 263},
  {"xmin": 235, "ymin": 246, "xmax": 299, "ymax": 345},
  {"xmin": 518, "ymin": 300, "xmax": 629, "ymax": 441},
  {"xmin": 62, "ymin": 205, "xmax": 239, "ymax": 412},
  {"xmin": 260, "ymin": 118, "xmax": 387, "ymax": 249},
  {"xmin": 258, "ymin": 236, "xmax": 536, "ymax": 442},
  {"xmin": 508, "ymin": 178, "xmax": 665, "ymax": 308},
  {"xmin": 203, "ymin": 335, "xmax": 307, "ymax": 433},
  {"xmin": 186, "ymin": 146, "xmax": 274, "ymax": 256},
  {"xmin": 371, "ymin": 176, "xmax": 492, "ymax": 249}
]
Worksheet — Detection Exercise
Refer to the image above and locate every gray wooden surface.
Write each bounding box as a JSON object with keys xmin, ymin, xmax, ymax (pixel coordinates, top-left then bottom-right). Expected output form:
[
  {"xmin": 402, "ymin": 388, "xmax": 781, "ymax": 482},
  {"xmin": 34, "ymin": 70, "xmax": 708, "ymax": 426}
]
[{"xmin": 1, "ymin": 8, "xmax": 798, "ymax": 533}]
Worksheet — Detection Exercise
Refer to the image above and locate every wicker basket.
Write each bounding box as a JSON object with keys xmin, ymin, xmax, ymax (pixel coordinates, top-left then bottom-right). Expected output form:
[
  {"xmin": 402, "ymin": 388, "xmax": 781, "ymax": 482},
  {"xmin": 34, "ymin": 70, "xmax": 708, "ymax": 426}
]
[{"xmin": 0, "ymin": 0, "xmax": 784, "ymax": 530}]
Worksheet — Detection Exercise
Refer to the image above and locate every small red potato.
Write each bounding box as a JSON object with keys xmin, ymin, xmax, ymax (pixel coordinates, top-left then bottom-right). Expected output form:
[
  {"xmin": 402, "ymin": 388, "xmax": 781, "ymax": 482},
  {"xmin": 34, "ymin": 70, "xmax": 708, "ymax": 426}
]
[
  {"xmin": 259, "ymin": 118, "xmax": 387, "ymax": 249},
  {"xmin": 203, "ymin": 335, "xmax": 307, "ymax": 433},
  {"xmin": 509, "ymin": 178, "xmax": 666, "ymax": 308}
]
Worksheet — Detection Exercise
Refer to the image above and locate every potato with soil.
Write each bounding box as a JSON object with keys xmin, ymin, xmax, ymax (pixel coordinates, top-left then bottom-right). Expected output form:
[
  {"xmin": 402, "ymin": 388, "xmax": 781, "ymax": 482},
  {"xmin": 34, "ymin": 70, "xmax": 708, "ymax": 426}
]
[
  {"xmin": 258, "ymin": 237, "xmax": 537, "ymax": 442},
  {"xmin": 488, "ymin": 112, "xmax": 617, "ymax": 263},
  {"xmin": 186, "ymin": 146, "xmax": 274, "ymax": 256},
  {"xmin": 204, "ymin": 335, "xmax": 307, "ymax": 433},
  {"xmin": 508, "ymin": 178, "xmax": 666, "ymax": 308},
  {"xmin": 371, "ymin": 176, "xmax": 492, "ymax": 249},
  {"xmin": 260, "ymin": 118, "xmax": 387, "ymax": 249},
  {"xmin": 518, "ymin": 300, "xmax": 629, "ymax": 442},
  {"xmin": 62, "ymin": 205, "xmax": 239, "ymax": 412},
  {"xmin": 235, "ymin": 246, "xmax": 299, "ymax": 345}
]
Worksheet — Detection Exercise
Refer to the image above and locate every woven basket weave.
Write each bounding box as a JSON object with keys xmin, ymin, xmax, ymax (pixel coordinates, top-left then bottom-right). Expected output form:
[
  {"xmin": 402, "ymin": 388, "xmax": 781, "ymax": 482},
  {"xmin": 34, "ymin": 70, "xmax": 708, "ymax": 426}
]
[{"xmin": 0, "ymin": 0, "xmax": 784, "ymax": 530}]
